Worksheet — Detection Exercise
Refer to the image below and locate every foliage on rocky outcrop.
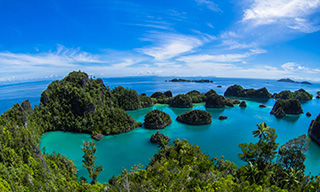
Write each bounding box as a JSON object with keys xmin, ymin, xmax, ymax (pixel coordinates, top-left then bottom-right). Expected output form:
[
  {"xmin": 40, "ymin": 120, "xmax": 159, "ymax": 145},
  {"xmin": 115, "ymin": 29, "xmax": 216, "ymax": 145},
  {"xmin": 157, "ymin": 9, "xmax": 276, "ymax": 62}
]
[
  {"xmin": 37, "ymin": 71, "xmax": 141, "ymax": 135},
  {"xmin": 150, "ymin": 131, "xmax": 170, "ymax": 143},
  {"xmin": 169, "ymin": 94, "xmax": 192, "ymax": 108},
  {"xmin": 144, "ymin": 110, "xmax": 172, "ymax": 129},
  {"xmin": 273, "ymin": 89, "xmax": 313, "ymax": 101},
  {"xmin": 270, "ymin": 99, "xmax": 303, "ymax": 117},
  {"xmin": 176, "ymin": 110, "xmax": 212, "ymax": 125},
  {"xmin": 224, "ymin": 84, "xmax": 272, "ymax": 99}
]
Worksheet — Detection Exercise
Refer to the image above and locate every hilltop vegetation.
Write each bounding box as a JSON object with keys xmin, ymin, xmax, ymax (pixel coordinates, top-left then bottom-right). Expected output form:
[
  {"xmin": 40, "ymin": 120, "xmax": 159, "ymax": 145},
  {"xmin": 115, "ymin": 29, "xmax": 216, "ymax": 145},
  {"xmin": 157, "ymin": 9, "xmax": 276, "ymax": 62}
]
[
  {"xmin": 273, "ymin": 89, "xmax": 313, "ymax": 101},
  {"xmin": 224, "ymin": 84, "xmax": 272, "ymax": 99},
  {"xmin": 0, "ymin": 71, "xmax": 319, "ymax": 191},
  {"xmin": 144, "ymin": 110, "xmax": 172, "ymax": 129},
  {"xmin": 108, "ymin": 123, "xmax": 317, "ymax": 191},
  {"xmin": 176, "ymin": 110, "xmax": 212, "ymax": 125},
  {"xmin": 37, "ymin": 71, "xmax": 143, "ymax": 135}
]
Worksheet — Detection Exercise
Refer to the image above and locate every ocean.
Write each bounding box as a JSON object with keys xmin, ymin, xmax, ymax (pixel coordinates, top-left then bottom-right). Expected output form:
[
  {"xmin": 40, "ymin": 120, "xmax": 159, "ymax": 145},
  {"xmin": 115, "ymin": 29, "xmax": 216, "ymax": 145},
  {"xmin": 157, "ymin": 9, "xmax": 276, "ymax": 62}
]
[{"xmin": 1, "ymin": 76, "xmax": 320, "ymax": 182}]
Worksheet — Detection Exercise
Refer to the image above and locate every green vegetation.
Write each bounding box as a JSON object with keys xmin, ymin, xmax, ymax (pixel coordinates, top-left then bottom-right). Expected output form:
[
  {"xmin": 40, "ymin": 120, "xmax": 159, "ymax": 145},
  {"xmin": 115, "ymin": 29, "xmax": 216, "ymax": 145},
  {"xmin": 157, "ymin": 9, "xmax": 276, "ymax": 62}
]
[
  {"xmin": 151, "ymin": 91, "xmax": 173, "ymax": 104},
  {"xmin": 273, "ymin": 89, "xmax": 313, "ymax": 101},
  {"xmin": 144, "ymin": 110, "xmax": 172, "ymax": 129},
  {"xmin": 150, "ymin": 131, "xmax": 170, "ymax": 144},
  {"xmin": 186, "ymin": 90, "xmax": 206, "ymax": 103},
  {"xmin": 169, "ymin": 94, "xmax": 193, "ymax": 108},
  {"xmin": 112, "ymin": 86, "xmax": 141, "ymax": 110},
  {"xmin": 82, "ymin": 140, "xmax": 103, "ymax": 184},
  {"xmin": 0, "ymin": 71, "xmax": 319, "ymax": 191},
  {"xmin": 205, "ymin": 94, "xmax": 226, "ymax": 108},
  {"xmin": 176, "ymin": 110, "xmax": 212, "ymax": 125},
  {"xmin": 108, "ymin": 123, "xmax": 317, "ymax": 191},
  {"xmin": 270, "ymin": 99, "xmax": 303, "ymax": 116},
  {"xmin": 36, "ymin": 71, "xmax": 141, "ymax": 135},
  {"xmin": 224, "ymin": 84, "xmax": 272, "ymax": 99}
]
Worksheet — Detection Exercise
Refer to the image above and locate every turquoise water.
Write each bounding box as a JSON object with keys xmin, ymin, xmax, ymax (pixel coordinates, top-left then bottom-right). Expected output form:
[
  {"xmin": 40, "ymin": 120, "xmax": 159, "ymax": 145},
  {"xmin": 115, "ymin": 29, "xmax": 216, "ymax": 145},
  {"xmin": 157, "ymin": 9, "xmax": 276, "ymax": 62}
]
[
  {"xmin": 1, "ymin": 77, "xmax": 320, "ymax": 182},
  {"xmin": 40, "ymin": 100, "xmax": 320, "ymax": 182}
]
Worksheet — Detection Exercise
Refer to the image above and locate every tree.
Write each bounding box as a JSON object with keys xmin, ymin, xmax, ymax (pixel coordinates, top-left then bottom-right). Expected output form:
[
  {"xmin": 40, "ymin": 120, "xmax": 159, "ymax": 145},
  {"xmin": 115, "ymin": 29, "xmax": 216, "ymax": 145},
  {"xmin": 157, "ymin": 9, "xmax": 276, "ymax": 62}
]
[
  {"xmin": 238, "ymin": 123, "xmax": 279, "ymax": 170},
  {"xmin": 82, "ymin": 140, "xmax": 103, "ymax": 184},
  {"xmin": 277, "ymin": 134, "xmax": 309, "ymax": 172}
]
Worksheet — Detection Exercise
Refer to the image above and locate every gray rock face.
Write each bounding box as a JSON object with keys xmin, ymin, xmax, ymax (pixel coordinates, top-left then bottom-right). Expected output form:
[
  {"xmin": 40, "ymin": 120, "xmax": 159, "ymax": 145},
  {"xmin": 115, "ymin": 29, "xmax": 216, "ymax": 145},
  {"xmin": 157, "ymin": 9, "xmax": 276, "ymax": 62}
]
[
  {"xmin": 92, "ymin": 133, "xmax": 103, "ymax": 141},
  {"xmin": 309, "ymin": 114, "xmax": 320, "ymax": 145},
  {"xmin": 275, "ymin": 107, "xmax": 286, "ymax": 118}
]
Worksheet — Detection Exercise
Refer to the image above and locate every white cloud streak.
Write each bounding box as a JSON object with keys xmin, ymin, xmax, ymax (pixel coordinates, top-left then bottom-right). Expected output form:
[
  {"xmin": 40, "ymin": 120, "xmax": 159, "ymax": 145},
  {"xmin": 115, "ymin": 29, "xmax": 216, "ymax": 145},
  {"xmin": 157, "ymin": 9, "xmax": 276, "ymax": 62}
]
[
  {"xmin": 243, "ymin": 0, "xmax": 320, "ymax": 32},
  {"xmin": 137, "ymin": 33, "xmax": 204, "ymax": 61}
]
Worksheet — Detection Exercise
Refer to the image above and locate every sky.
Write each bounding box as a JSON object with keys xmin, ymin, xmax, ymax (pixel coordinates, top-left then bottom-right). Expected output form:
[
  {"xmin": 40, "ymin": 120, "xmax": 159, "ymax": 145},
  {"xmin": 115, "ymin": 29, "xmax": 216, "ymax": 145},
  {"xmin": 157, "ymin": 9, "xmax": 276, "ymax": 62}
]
[{"xmin": 1, "ymin": 0, "xmax": 320, "ymax": 82}]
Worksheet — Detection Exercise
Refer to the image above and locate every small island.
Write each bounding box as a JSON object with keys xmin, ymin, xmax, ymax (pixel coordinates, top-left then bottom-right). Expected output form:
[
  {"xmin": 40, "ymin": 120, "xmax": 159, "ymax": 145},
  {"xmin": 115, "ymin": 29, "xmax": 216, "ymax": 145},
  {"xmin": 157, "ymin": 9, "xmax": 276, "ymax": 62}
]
[
  {"xmin": 169, "ymin": 78, "xmax": 213, "ymax": 83},
  {"xmin": 277, "ymin": 78, "xmax": 312, "ymax": 85},
  {"xmin": 169, "ymin": 94, "xmax": 193, "ymax": 108},
  {"xmin": 224, "ymin": 84, "xmax": 272, "ymax": 99},
  {"xmin": 144, "ymin": 109, "xmax": 172, "ymax": 129},
  {"xmin": 308, "ymin": 113, "xmax": 320, "ymax": 145},
  {"xmin": 273, "ymin": 89, "xmax": 313, "ymax": 101},
  {"xmin": 270, "ymin": 99, "xmax": 303, "ymax": 118},
  {"xmin": 205, "ymin": 94, "xmax": 226, "ymax": 108},
  {"xmin": 150, "ymin": 131, "xmax": 170, "ymax": 144},
  {"xmin": 176, "ymin": 110, "xmax": 212, "ymax": 125}
]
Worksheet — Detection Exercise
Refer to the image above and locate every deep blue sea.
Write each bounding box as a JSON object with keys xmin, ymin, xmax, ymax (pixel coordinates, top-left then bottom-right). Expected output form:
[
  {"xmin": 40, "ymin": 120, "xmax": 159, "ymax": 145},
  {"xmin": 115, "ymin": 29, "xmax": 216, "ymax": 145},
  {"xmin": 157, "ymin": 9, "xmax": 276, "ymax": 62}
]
[{"xmin": 1, "ymin": 76, "xmax": 320, "ymax": 182}]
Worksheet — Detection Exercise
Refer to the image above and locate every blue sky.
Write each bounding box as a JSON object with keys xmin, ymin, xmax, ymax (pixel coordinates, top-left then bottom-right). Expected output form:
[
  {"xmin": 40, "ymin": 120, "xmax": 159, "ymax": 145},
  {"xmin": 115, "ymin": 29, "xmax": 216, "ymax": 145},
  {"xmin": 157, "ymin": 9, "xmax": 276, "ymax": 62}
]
[{"xmin": 1, "ymin": 0, "xmax": 320, "ymax": 82}]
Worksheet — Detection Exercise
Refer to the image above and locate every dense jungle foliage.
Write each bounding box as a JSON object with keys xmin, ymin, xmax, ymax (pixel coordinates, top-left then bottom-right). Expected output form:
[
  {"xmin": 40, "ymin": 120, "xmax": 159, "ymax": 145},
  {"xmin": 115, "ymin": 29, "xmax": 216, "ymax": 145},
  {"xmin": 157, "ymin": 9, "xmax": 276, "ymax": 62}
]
[
  {"xmin": 273, "ymin": 89, "xmax": 313, "ymax": 101},
  {"xmin": 0, "ymin": 71, "xmax": 319, "ymax": 191},
  {"xmin": 108, "ymin": 123, "xmax": 320, "ymax": 191},
  {"xmin": 176, "ymin": 110, "xmax": 212, "ymax": 125},
  {"xmin": 36, "ymin": 71, "xmax": 143, "ymax": 135},
  {"xmin": 144, "ymin": 110, "xmax": 172, "ymax": 129}
]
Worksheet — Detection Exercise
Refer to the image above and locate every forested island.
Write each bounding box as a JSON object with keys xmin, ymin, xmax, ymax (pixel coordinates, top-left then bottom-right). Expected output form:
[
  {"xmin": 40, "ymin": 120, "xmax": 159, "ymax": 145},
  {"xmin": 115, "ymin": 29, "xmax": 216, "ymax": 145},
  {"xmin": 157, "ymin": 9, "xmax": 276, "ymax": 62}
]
[
  {"xmin": 277, "ymin": 78, "xmax": 312, "ymax": 85},
  {"xmin": 1, "ymin": 71, "xmax": 320, "ymax": 191},
  {"xmin": 169, "ymin": 78, "xmax": 213, "ymax": 83}
]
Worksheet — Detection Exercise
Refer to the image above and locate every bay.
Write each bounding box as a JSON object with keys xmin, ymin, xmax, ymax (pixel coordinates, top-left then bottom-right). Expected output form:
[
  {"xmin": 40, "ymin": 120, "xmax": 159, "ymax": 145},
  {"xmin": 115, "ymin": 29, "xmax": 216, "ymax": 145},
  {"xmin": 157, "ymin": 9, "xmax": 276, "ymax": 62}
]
[{"xmin": 1, "ymin": 76, "xmax": 320, "ymax": 182}]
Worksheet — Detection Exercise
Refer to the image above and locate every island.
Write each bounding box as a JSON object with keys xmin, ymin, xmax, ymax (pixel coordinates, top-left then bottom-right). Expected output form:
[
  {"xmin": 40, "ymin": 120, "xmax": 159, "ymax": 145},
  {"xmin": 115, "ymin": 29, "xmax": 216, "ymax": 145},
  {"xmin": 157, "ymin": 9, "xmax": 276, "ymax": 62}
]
[
  {"xmin": 176, "ymin": 110, "xmax": 212, "ymax": 125},
  {"xmin": 224, "ymin": 84, "xmax": 272, "ymax": 99},
  {"xmin": 205, "ymin": 94, "xmax": 226, "ymax": 108},
  {"xmin": 169, "ymin": 94, "xmax": 193, "ymax": 108},
  {"xmin": 150, "ymin": 131, "xmax": 171, "ymax": 144},
  {"xmin": 169, "ymin": 78, "xmax": 213, "ymax": 83},
  {"xmin": 273, "ymin": 89, "xmax": 313, "ymax": 101},
  {"xmin": 270, "ymin": 99, "xmax": 303, "ymax": 118},
  {"xmin": 0, "ymin": 70, "xmax": 318, "ymax": 191},
  {"xmin": 308, "ymin": 114, "xmax": 320, "ymax": 145},
  {"xmin": 144, "ymin": 109, "xmax": 172, "ymax": 129},
  {"xmin": 277, "ymin": 78, "xmax": 312, "ymax": 85}
]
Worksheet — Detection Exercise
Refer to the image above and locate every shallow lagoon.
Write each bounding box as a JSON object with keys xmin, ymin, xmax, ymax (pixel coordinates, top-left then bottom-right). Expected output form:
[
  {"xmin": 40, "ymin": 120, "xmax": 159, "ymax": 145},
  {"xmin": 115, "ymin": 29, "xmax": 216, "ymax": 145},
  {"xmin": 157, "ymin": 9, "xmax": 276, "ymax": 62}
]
[
  {"xmin": 40, "ymin": 99, "xmax": 320, "ymax": 182},
  {"xmin": 2, "ymin": 76, "xmax": 320, "ymax": 182}
]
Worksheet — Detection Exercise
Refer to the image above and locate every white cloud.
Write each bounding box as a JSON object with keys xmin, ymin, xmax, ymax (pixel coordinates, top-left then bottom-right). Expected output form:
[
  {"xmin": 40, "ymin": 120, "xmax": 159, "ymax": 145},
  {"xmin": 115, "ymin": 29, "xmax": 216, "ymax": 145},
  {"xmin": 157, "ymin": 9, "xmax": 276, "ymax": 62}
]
[
  {"xmin": 195, "ymin": 0, "xmax": 221, "ymax": 12},
  {"xmin": 281, "ymin": 62, "xmax": 320, "ymax": 73},
  {"xmin": 177, "ymin": 49, "xmax": 266, "ymax": 63},
  {"xmin": 242, "ymin": 0, "xmax": 320, "ymax": 32},
  {"xmin": 137, "ymin": 33, "xmax": 203, "ymax": 61}
]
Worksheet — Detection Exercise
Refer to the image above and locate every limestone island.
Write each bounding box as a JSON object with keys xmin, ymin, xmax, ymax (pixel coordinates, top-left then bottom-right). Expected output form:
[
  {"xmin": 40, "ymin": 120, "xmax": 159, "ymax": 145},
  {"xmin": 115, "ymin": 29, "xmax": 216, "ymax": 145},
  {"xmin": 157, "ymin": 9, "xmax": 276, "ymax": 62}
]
[
  {"xmin": 277, "ymin": 78, "xmax": 312, "ymax": 85},
  {"xmin": 169, "ymin": 78, "xmax": 213, "ymax": 83},
  {"xmin": 169, "ymin": 94, "xmax": 193, "ymax": 108},
  {"xmin": 144, "ymin": 109, "xmax": 172, "ymax": 129},
  {"xmin": 308, "ymin": 113, "xmax": 320, "ymax": 145},
  {"xmin": 224, "ymin": 84, "xmax": 272, "ymax": 99},
  {"xmin": 273, "ymin": 89, "xmax": 313, "ymax": 101},
  {"xmin": 39, "ymin": 71, "xmax": 143, "ymax": 135},
  {"xmin": 150, "ymin": 131, "xmax": 171, "ymax": 144},
  {"xmin": 176, "ymin": 110, "xmax": 212, "ymax": 125},
  {"xmin": 270, "ymin": 99, "xmax": 303, "ymax": 118}
]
